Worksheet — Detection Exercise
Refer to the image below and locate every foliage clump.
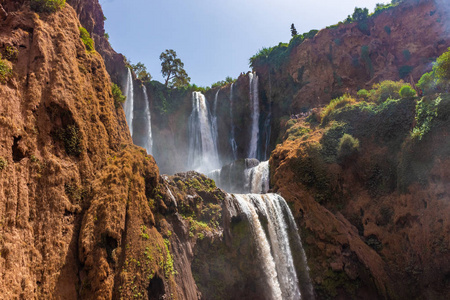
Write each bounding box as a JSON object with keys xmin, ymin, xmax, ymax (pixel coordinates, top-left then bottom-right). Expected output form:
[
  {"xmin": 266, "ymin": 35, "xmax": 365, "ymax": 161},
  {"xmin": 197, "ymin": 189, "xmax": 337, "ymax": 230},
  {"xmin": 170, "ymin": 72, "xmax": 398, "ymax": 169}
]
[
  {"xmin": 56, "ymin": 125, "xmax": 83, "ymax": 157},
  {"xmin": 160, "ymin": 49, "xmax": 190, "ymax": 88},
  {"xmin": 337, "ymin": 134, "xmax": 360, "ymax": 163},
  {"xmin": 4, "ymin": 46, "xmax": 18, "ymax": 61},
  {"xmin": 418, "ymin": 48, "xmax": 450, "ymax": 94},
  {"xmin": 357, "ymin": 80, "xmax": 410, "ymax": 103},
  {"xmin": 0, "ymin": 54, "xmax": 12, "ymax": 83},
  {"xmin": 0, "ymin": 157, "xmax": 7, "ymax": 170},
  {"xmin": 130, "ymin": 62, "xmax": 152, "ymax": 83},
  {"xmin": 79, "ymin": 27, "xmax": 94, "ymax": 52},
  {"xmin": 211, "ymin": 76, "xmax": 235, "ymax": 89},
  {"xmin": 321, "ymin": 94, "xmax": 356, "ymax": 123},
  {"xmin": 111, "ymin": 83, "xmax": 126, "ymax": 107},
  {"xmin": 399, "ymin": 85, "xmax": 416, "ymax": 99},
  {"xmin": 30, "ymin": 0, "xmax": 65, "ymax": 13}
]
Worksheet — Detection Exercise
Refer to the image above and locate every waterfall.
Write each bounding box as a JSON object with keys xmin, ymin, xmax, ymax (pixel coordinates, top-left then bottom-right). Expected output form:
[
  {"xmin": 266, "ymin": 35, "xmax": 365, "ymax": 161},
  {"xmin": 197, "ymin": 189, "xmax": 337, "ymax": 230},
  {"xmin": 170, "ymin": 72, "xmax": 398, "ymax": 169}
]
[
  {"xmin": 187, "ymin": 92, "xmax": 220, "ymax": 173},
  {"xmin": 262, "ymin": 112, "xmax": 271, "ymax": 160},
  {"xmin": 233, "ymin": 194, "xmax": 283, "ymax": 299},
  {"xmin": 231, "ymin": 193, "xmax": 312, "ymax": 300},
  {"xmin": 229, "ymin": 83, "xmax": 238, "ymax": 161},
  {"xmin": 248, "ymin": 72, "xmax": 260, "ymax": 158},
  {"xmin": 211, "ymin": 90, "xmax": 220, "ymax": 159},
  {"xmin": 208, "ymin": 159, "xmax": 267, "ymax": 194},
  {"xmin": 142, "ymin": 86, "xmax": 153, "ymax": 155},
  {"xmin": 124, "ymin": 68, "xmax": 134, "ymax": 137},
  {"xmin": 245, "ymin": 160, "xmax": 270, "ymax": 194}
]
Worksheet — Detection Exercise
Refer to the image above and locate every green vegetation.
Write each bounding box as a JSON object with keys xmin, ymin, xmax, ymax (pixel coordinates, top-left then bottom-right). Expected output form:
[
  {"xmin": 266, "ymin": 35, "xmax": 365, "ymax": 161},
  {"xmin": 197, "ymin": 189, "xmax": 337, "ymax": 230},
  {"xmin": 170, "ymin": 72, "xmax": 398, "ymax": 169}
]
[
  {"xmin": 30, "ymin": 0, "xmax": 65, "ymax": 13},
  {"xmin": 399, "ymin": 65, "xmax": 413, "ymax": 78},
  {"xmin": 140, "ymin": 225, "xmax": 149, "ymax": 240},
  {"xmin": 210, "ymin": 76, "xmax": 235, "ymax": 89},
  {"xmin": 417, "ymin": 48, "xmax": 450, "ymax": 94},
  {"xmin": 321, "ymin": 94, "xmax": 356, "ymax": 123},
  {"xmin": 4, "ymin": 46, "xmax": 18, "ymax": 61},
  {"xmin": 411, "ymin": 95, "xmax": 450, "ymax": 140},
  {"xmin": 130, "ymin": 62, "xmax": 152, "ymax": 83},
  {"xmin": 160, "ymin": 49, "xmax": 190, "ymax": 88},
  {"xmin": 56, "ymin": 125, "xmax": 83, "ymax": 157},
  {"xmin": 290, "ymin": 23, "xmax": 298, "ymax": 37},
  {"xmin": 399, "ymin": 85, "xmax": 416, "ymax": 99},
  {"xmin": 111, "ymin": 83, "xmax": 126, "ymax": 107},
  {"xmin": 249, "ymin": 29, "xmax": 318, "ymax": 68},
  {"xmin": 79, "ymin": 27, "xmax": 94, "ymax": 52},
  {"xmin": 337, "ymin": 134, "xmax": 360, "ymax": 163},
  {"xmin": 0, "ymin": 55, "xmax": 12, "ymax": 83},
  {"xmin": 0, "ymin": 157, "xmax": 7, "ymax": 170},
  {"xmin": 361, "ymin": 45, "xmax": 374, "ymax": 77},
  {"xmin": 357, "ymin": 80, "xmax": 410, "ymax": 103},
  {"xmin": 162, "ymin": 239, "xmax": 175, "ymax": 278}
]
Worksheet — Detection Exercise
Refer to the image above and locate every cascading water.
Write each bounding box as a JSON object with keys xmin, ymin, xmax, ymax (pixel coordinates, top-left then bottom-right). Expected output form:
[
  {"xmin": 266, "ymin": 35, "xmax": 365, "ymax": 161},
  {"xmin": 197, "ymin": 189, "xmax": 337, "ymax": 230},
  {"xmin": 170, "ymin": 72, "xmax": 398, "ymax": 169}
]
[
  {"xmin": 229, "ymin": 83, "xmax": 238, "ymax": 161},
  {"xmin": 230, "ymin": 193, "xmax": 313, "ymax": 300},
  {"xmin": 124, "ymin": 68, "xmax": 134, "ymax": 137},
  {"xmin": 142, "ymin": 86, "xmax": 153, "ymax": 154},
  {"xmin": 248, "ymin": 72, "xmax": 260, "ymax": 159},
  {"xmin": 245, "ymin": 160, "xmax": 270, "ymax": 194},
  {"xmin": 262, "ymin": 112, "xmax": 272, "ymax": 160},
  {"xmin": 211, "ymin": 90, "xmax": 220, "ymax": 158},
  {"xmin": 187, "ymin": 91, "xmax": 220, "ymax": 173}
]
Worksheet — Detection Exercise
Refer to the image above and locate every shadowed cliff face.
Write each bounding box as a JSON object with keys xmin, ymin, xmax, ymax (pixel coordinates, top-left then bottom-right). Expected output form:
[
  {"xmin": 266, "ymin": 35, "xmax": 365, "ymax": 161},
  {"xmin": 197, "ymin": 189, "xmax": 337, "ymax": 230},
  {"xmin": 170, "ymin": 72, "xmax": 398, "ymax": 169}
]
[{"xmin": 269, "ymin": 95, "xmax": 450, "ymax": 299}]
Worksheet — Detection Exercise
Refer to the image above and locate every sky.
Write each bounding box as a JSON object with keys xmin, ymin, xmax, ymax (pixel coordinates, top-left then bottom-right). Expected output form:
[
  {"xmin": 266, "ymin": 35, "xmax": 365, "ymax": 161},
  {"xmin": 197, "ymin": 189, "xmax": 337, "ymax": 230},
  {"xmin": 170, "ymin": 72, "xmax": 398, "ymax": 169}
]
[{"xmin": 100, "ymin": 0, "xmax": 388, "ymax": 87}]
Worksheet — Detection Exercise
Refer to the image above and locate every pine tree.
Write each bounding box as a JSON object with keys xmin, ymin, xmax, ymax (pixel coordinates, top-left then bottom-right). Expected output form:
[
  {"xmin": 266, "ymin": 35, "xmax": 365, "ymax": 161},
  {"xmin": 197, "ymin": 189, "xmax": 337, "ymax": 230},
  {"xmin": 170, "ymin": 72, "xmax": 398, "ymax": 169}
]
[{"xmin": 290, "ymin": 23, "xmax": 298, "ymax": 37}]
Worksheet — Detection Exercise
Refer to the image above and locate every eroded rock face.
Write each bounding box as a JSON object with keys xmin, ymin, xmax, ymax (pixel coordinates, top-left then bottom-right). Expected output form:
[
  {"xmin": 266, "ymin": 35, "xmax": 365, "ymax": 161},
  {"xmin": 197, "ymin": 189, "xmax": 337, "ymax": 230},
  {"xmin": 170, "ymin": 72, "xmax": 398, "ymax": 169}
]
[
  {"xmin": 0, "ymin": 2, "xmax": 130, "ymax": 298},
  {"xmin": 255, "ymin": 0, "xmax": 450, "ymax": 114}
]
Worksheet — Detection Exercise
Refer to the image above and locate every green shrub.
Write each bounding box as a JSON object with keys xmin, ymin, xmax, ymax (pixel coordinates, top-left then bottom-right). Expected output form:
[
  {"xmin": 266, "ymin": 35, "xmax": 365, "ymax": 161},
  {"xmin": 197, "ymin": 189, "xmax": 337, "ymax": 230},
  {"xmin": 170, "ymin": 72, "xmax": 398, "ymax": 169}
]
[
  {"xmin": 56, "ymin": 125, "xmax": 82, "ymax": 156},
  {"xmin": 111, "ymin": 83, "xmax": 126, "ymax": 107},
  {"xmin": 30, "ymin": 0, "xmax": 65, "ymax": 13},
  {"xmin": 0, "ymin": 55, "xmax": 12, "ymax": 83},
  {"xmin": 337, "ymin": 134, "xmax": 359, "ymax": 163},
  {"xmin": 357, "ymin": 89, "xmax": 369, "ymax": 100},
  {"xmin": 384, "ymin": 26, "xmax": 391, "ymax": 35},
  {"xmin": 321, "ymin": 94, "xmax": 356, "ymax": 123},
  {"xmin": 4, "ymin": 46, "xmax": 18, "ymax": 61},
  {"xmin": 399, "ymin": 65, "xmax": 413, "ymax": 78},
  {"xmin": 370, "ymin": 80, "xmax": 404, "ymax": 103},
  {"xmin": 320, "ymin": 122, "xmax": 349, "ymax": 162},
  {"xmin": 399, "ymin": 85, "xmax": 416, "ymax": 99},
  {"xmin": 0, "ymin": 157, "xmax": 7, "ymax": 170},
  {"xmin": 435, "ymin": 48, "xmax": 450, "ymax": 84},
  {"xmin": 79, "ymin": 27, "xmax": 94, "ymax": 52},
  {"xmin": 361, "ymin": 45, "xmax": 374, "ymax": 77},
  {"xmin": 417, "ymin": 71, "xmax": 436, "ymax": 94}
]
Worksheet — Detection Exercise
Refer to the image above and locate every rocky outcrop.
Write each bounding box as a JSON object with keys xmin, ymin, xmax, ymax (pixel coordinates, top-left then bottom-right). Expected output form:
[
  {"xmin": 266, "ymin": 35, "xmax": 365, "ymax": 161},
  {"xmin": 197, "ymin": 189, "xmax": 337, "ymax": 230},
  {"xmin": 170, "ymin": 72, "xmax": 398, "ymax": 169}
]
[
  {"xmin": 269, "ymin": 95, "xmax": 450, "ymax": 299},
  {"xmin": 255, "ymin": 0, "xmax": 450, "ymax": 116}
]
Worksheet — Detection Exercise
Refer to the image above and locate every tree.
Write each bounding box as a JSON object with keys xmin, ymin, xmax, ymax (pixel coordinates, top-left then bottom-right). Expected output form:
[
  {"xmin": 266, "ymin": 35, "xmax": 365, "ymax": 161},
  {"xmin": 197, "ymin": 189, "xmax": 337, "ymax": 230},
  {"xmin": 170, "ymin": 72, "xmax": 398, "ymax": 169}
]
[
  {"xmin": 352, "ymin": 7, "xmax": 369, "ymax": 22},
  {"xmin": 159, "ymin": 49, "xmax": 190, "ymax": 88},
  {"xmin": 290, "ymin": 23, "xmax": 298, "ymax": 37},
  {"xmin": 130, "ymin": 62, "xmax": 152, "ymax": 83}
]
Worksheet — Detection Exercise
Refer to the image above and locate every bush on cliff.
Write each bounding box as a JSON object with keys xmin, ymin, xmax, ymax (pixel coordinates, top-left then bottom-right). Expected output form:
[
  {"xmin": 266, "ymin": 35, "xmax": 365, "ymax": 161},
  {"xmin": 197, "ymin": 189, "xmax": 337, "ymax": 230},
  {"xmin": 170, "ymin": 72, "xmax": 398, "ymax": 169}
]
[
  {"xmin": 399, "ymin": 85, "xmax": 416, "ymax": 99},
  {"xmin": 418, "ymin": 48, "xmax": 450, "ymax": 94},
  {"xmin": 79, "ymin": 27, "xmax": 94, "ymax": 52},
  {"xmin": 30, "ymin": 0, "xmax": 65, "ymax": 13},
  {"xmin": 321, "ymin": 94, "xmax": 356, "ymax": 124},
  {"xmin": 0, "ymin": 55, "xmax": 12, "ymax": 83},
  {"xmin": 111, "ymin": 83, "xmax": 126, "ymax": 107},
  {"xmin": 337, "ymin": 134, "xmax": 360, "ymax": 163}
]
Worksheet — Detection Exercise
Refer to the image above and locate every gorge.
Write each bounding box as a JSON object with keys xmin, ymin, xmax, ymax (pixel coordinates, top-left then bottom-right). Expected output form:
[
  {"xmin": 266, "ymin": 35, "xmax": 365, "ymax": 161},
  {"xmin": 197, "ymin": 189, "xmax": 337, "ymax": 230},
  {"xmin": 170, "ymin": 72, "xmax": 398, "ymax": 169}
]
[{"xmin": 1, "ymin": 0, "xmax": 450, "ymax": 299}]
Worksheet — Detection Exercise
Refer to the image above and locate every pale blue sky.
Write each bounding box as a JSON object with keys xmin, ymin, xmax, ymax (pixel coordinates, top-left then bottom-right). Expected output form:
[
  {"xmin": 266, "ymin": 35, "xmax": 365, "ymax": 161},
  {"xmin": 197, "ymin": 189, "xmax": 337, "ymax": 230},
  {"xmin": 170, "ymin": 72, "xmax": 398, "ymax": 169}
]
[{"xmin": 100, "ymin": 0, "xmax": 388, "ymax": 86}]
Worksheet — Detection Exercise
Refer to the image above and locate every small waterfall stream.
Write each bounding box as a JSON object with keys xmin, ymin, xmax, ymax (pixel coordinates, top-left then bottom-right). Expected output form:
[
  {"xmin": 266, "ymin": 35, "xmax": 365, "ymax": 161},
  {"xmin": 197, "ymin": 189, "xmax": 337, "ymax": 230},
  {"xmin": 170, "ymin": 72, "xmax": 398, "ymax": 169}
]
[
  {"xmin": 187, "ymin": 91, "xmax": 220, "ymax": 173},
  {"xmin": 248, "ymin": 72, "xmax": 260, "ymax": 159},
  {"xmin": 229, "ymin": 83, "xmax": 238, "ymax": 161},
  {"xmin": 124, "ymin": 68, "xmax": 134, "ymax": 137},
  {"xmin": 142, "ymin": 86, "xmax": 153, "ymax": 154}
]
